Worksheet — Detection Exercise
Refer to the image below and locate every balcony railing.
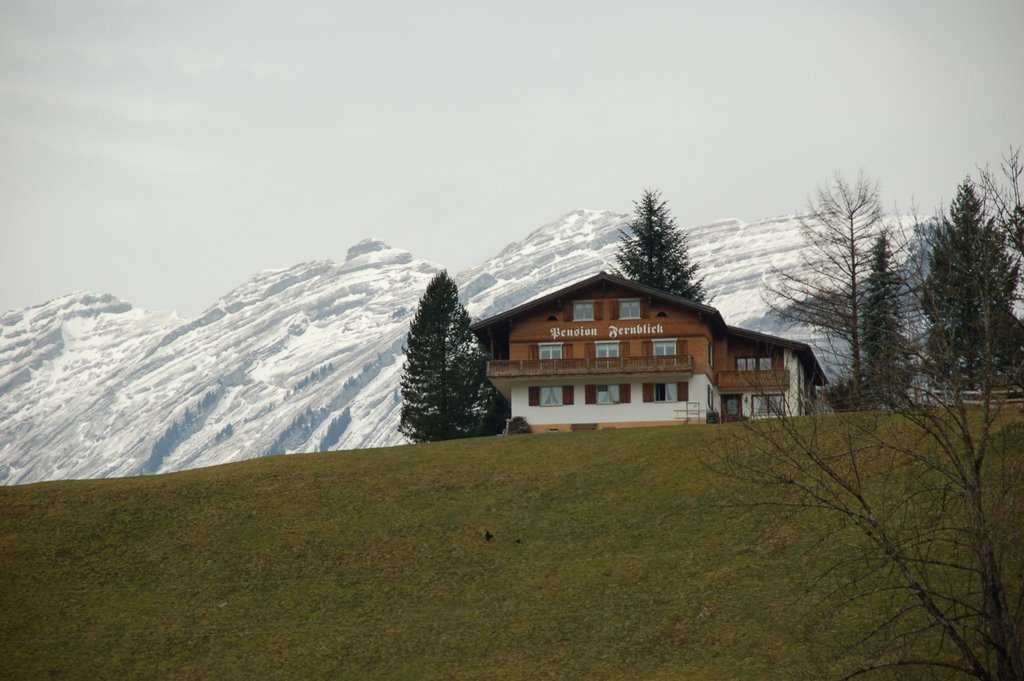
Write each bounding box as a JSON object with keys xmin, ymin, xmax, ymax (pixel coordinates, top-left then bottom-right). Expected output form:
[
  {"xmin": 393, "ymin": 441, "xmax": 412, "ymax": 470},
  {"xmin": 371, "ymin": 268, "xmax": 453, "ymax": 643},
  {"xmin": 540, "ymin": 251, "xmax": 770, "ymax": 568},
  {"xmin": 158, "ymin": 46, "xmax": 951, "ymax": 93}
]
[
  {"xmin": 717, "ymin": 370, "xmax": 790, "ymax": 390},
  {"xmin": 487, "ymin": 354, "xmax": 693, "ymax": 378}
]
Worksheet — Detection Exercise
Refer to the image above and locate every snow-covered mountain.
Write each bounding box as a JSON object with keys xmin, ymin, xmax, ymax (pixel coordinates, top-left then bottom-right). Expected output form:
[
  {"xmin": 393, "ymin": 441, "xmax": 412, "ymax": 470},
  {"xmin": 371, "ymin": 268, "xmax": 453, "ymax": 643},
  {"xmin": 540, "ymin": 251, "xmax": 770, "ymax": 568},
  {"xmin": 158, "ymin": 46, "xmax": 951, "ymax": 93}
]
[{"xmin": 1, "ymin": 209, "xmax": 813, "ymax": 485}]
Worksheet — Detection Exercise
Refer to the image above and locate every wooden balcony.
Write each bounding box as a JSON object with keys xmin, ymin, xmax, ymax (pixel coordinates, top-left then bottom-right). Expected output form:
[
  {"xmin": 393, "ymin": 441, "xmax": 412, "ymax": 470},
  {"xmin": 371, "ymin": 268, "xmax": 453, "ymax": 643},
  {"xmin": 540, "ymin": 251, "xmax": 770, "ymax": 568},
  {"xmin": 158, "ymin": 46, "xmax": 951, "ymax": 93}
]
[
  {"xmin": 487, "ymin": 354, "xmax": 693, "ymax": 378},
  {"xmin": 717, "ymin": 370, "xmax": 790, "ymax": 390}
]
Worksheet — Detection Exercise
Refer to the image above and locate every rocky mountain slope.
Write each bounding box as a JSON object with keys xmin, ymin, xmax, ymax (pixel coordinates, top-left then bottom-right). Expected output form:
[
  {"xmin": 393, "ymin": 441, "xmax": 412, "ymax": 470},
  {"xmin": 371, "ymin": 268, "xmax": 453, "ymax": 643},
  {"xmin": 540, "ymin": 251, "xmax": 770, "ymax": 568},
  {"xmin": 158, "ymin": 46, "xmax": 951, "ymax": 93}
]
[{"xmin": 1, "ymin": 209, "xmax": 814, "ymax": 485}]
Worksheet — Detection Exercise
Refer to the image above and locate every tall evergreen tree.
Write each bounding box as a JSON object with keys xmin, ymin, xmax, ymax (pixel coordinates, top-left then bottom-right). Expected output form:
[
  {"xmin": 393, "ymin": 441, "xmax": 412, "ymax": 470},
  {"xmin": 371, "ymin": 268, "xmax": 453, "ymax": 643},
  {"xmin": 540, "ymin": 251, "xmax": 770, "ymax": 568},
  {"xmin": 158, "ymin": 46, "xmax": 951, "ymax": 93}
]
[
  {"xmin": 924, "ymin": 178, "xmax": 1021, "ymax": 391},
  {"xmin": 861, "ymin": 231, "xmax": 909, "ymax": 407},
  {"xmin": 399, "ymin": 271, "xmax": 486, "ymax": 443},
  {"xmin": 615, "ymin": 189, "xmax": 707, "ymax": 302}
]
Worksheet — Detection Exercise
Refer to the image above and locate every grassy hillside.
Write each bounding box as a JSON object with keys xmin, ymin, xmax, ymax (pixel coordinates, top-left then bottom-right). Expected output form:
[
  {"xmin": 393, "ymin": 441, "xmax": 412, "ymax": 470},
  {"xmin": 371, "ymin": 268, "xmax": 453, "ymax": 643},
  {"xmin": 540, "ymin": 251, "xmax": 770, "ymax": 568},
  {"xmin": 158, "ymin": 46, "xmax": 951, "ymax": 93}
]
[{"xmin": 2, "ymin": 424, "xmax": 849, "ymax": 680}]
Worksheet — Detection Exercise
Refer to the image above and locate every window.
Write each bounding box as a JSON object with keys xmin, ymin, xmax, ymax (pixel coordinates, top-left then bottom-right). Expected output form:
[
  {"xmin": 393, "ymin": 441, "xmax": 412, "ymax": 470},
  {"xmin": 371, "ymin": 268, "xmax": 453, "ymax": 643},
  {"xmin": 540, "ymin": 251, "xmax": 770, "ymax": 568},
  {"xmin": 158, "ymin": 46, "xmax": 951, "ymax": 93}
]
[
  {"xmin": 737, "ymin": 356, "xmax": 772, "ymax": 371},
  {"xmin": 653, "ymin": 339, "xmax": 676, "ymax": 356},
  {"xmin": 530, "ymin": 385, "xmax": 573, "ymax": 407},
  {"xmin": 573, "ymin": 301, "xmax": 594, "ymax": 321},
  {"xmin": 643, "ymin": 382, "xmax": 685, "ymax": 403},
  {"xmin": 595, "ymin": 342, "xmax": 619, "ymax": 358},
  {"xmin": 619, "ymin": 299, "xmax": 640, "ymax": 319},
  {"xmin": 707, "ymin": 342, "xmax": 714, "ymax": 368},
  {"xmin": 596, "ymin": 384, "xmax": 620, "ymax": 404},
  {"xmin": 654, "ymin": 383, "xmax": 677, "ymax": 402},
  {"xmin": 541, "ymin": 386, "xmax": 563, "ymax": 406},
  {"xmin": 538, "ymin": 343, "xmax": 562, "ymax": 360},
  {"xmin": 587, "ymin": 383, "xmax": 630, "ymax": 405},
  {"xmin": 752, "ymin": 394, "xmax": 784, "ymax": 415}
]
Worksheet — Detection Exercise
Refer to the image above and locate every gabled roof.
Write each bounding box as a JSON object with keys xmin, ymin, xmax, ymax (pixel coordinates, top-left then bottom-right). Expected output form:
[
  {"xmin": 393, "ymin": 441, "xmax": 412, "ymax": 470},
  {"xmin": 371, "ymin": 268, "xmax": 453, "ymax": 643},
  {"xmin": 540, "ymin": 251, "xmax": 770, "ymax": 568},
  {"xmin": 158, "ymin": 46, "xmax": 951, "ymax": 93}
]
[
  {"xmin": 470, "ymin": 271, "xmax": 727, "ymax": 334},
  {"xmin": 726, "ymin": 325, "xmax": 828, "ymax": 385}
]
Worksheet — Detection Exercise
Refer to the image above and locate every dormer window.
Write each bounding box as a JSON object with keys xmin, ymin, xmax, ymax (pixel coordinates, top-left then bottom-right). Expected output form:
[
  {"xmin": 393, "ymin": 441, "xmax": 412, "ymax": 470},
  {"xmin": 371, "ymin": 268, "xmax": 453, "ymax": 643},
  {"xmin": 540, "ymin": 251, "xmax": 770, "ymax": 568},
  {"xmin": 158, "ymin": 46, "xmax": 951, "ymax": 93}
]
[
  {"xmin": 619, "ymin": 299, "xmax": 640, "ymax": 320},
  {"xmin": 573, "ymin": 301, "xmax": 594, "ymax": 321}
]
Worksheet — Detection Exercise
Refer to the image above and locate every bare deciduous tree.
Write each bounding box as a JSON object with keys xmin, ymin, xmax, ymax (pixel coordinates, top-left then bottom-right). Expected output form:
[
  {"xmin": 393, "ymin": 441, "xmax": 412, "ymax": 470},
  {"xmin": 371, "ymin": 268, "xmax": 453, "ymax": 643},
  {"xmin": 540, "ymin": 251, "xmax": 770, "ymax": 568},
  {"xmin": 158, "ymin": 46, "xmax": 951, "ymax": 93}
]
[
  {"xmin": 765, "ymin": 172, "xmax": 884, "ymax": 408},
  {"xmin": 717, "ymin": 392, "xmax": 1022, "ymax": 680},
  {"xmin": 979, "ymin": 147, "xmax": 1024, "ymax": 267}
]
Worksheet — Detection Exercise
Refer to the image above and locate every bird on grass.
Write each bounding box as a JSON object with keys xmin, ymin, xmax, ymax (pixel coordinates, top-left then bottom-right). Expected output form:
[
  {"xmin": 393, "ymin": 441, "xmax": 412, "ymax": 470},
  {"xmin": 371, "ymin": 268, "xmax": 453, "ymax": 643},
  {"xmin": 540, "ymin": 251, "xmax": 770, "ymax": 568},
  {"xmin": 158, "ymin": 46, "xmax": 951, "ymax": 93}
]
[{"xmin": 484, "ymin": 530, "xmax": 494, "ymax": 542}]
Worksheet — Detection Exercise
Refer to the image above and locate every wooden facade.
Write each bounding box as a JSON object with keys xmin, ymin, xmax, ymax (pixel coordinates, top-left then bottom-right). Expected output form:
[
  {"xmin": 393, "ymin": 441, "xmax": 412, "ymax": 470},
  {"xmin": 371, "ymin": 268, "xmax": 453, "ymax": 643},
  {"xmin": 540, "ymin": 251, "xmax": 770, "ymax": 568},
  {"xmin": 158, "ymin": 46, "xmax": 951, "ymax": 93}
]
[{"xmin": 471, "ymin": 272, "xmax": 827, "ymax": 432}]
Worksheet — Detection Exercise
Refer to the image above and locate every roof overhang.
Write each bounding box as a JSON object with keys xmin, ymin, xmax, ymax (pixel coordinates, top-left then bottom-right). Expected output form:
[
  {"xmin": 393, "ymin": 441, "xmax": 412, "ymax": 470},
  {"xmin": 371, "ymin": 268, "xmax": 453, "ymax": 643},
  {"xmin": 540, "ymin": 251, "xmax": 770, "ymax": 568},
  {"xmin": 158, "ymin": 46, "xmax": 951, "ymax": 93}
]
[
  {"xmin": 471, "ymin": 271, "xmax": 728, "ymax": 338},
  {"xmin": 725, "ymin": 325, "xmax": 829, "ymax": 386}
]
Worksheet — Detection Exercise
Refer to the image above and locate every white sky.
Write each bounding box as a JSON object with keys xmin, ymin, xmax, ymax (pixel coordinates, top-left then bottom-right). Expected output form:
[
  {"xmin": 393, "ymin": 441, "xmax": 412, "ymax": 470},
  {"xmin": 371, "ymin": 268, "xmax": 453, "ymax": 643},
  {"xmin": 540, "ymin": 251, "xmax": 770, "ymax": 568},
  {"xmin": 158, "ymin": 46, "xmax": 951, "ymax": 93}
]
[{"xmin": 2, "ymin": 0, "xmax": 1022, "ymax": 318}]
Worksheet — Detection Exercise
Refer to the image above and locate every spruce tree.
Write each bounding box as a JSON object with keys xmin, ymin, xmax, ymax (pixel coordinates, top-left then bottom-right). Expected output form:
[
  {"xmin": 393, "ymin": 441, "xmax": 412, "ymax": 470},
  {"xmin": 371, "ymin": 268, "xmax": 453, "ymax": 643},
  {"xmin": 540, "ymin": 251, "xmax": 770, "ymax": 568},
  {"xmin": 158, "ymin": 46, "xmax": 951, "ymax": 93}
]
[
  {"xmin": 861, "ymin": 231, "xmax": 908, "ymax": 407},
  {"xmin": 615, "ymin": 189, "xmax": 707, "ymax": 302},
  {"xmin": 399, "ymin": 271, "xmax": 486, "ymax": 443},
  {"xmin": 924, "ymin": 178, "xmax": 1022, "ymax": 391}
]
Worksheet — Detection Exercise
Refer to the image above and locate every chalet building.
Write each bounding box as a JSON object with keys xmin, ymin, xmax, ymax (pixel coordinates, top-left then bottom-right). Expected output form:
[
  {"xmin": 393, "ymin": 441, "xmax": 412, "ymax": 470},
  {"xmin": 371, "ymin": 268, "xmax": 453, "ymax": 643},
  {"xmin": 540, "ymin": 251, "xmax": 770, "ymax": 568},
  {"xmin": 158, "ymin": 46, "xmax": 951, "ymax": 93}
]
[{"xmin": 470, "ymin": 272, "xmax": 826, "ymax": 432}]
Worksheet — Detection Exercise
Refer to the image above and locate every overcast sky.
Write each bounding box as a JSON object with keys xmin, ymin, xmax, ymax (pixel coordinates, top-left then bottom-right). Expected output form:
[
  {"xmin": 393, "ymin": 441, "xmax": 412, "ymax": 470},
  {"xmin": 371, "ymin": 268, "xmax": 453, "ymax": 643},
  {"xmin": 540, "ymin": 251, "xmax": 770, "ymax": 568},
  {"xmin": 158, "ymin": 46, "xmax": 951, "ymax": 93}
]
[{"xmin": 2, "ymin": 0, "xmax": 1022, "ymax": 318}]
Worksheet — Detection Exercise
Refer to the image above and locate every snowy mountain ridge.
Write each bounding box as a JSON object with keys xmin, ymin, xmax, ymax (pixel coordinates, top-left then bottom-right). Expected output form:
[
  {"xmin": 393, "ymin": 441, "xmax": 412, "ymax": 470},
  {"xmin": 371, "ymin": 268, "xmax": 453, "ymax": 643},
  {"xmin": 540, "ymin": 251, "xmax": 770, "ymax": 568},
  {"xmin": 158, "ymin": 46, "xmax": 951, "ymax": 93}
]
[{"xmin": 2, "ymin": 209, "xmax": 816, "ymax": 485}]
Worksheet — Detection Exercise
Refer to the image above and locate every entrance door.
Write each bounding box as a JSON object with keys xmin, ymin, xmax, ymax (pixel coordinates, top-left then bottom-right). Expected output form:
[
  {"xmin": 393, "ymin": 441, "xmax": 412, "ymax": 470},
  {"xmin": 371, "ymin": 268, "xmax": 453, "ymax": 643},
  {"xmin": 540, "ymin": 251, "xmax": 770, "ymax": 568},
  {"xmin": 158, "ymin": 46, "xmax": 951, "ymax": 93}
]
[{"xmin": 721, "ymin": 394, "xmax": 743, "ymax": 422}]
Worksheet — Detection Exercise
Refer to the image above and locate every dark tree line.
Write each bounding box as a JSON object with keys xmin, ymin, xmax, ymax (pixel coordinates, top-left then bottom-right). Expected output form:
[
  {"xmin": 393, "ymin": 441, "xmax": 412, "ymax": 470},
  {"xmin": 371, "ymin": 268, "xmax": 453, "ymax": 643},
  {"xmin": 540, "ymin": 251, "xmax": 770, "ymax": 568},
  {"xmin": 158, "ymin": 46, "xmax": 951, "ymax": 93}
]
[
  {"xmin": 924, "ymin": 178, "xmax": 1023, "ymax": 393},
  {"xmin": 767, "ymin": 162, "xmax": 1024, "ymax": 410}
]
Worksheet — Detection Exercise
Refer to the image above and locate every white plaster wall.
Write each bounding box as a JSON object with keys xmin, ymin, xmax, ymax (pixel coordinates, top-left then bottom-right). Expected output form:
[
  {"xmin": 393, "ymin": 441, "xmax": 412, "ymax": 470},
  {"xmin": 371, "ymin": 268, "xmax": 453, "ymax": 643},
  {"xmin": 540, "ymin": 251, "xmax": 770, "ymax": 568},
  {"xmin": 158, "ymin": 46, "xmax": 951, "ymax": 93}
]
[
  {"xmin": 707, "ymin": 378, "xmax": 721, "ymax": 419},
  {"xmin": 511, "ymin": 375, "xmax": 712, "ymax": 426},
  {"xmin": 784, "ymin": 349, "xmax": 804, "ymax": 415},
  {"xmin": 690, "ymin": 373, "xmax": 716, "ymax": 416},
  {"xmin": 506, "ymin": 364, "xmax": 807, "ymax": 426}
]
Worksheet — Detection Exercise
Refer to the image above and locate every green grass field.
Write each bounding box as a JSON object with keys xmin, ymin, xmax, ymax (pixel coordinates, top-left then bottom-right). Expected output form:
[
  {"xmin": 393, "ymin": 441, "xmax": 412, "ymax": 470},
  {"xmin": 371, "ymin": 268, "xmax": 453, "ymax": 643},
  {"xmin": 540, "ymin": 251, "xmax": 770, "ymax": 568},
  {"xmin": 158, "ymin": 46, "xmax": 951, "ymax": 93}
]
[{"xmin": 1, "ymin": 424, "xmax": 861, "ymax": 680}]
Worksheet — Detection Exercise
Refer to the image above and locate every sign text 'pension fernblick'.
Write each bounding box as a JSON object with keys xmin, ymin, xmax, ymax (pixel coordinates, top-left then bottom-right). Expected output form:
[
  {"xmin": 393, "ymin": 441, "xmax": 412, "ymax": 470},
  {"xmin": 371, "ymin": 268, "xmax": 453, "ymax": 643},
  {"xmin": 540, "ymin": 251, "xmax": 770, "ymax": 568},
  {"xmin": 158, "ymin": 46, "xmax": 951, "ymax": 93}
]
[{"xmin": 549, "ymin": 323, "xmax": 665, "ymax": 341}]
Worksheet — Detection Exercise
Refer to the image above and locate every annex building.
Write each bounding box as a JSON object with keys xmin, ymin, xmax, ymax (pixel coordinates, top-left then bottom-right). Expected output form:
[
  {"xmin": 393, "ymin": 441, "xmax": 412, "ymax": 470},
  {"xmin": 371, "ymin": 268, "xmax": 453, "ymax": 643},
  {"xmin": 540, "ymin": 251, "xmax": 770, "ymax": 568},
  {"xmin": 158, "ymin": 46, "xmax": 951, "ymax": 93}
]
[{"xmin": 471, "ymin": 272, "xmax": 827, "ymax": 432}]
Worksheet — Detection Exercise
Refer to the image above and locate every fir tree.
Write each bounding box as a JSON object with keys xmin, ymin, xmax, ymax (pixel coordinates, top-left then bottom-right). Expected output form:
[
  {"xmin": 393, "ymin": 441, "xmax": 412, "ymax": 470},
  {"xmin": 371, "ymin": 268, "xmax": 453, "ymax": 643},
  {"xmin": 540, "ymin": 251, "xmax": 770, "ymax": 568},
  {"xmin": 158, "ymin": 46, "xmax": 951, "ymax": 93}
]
[
  {"xmin": 924, "ymin": 178, "xmax": 1022, "ymax": 391},
  {"xmin": 861, "ymin": 231, "xmax": 908, "ymax": 407},
  {"xmin": 399, "ymin": 271, "xmax": 487, "ymax": 443},
  {"xmin": 615, "ymin": 189, "xmax": 707, "ymax": 302}
]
